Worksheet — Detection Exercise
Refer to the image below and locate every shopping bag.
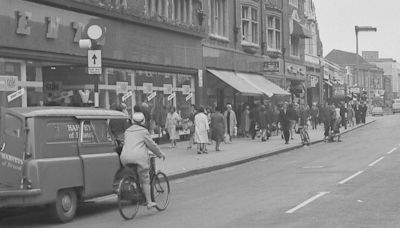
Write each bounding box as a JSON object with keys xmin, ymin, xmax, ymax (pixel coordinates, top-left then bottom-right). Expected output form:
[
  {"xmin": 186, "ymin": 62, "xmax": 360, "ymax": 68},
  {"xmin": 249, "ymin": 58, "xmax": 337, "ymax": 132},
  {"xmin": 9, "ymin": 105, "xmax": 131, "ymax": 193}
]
[{"xmin": 224, "ymin": 133, "xmax": 230, "ymax": 143}]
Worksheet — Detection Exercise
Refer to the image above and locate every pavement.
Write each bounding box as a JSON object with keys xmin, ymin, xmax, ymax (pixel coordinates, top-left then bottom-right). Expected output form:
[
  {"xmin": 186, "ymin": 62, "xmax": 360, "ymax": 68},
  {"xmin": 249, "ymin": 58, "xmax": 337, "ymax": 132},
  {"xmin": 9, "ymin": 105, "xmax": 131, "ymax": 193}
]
[{"xmin": 157, "ymin": 117, "xmax": 376, "ymax": 180}]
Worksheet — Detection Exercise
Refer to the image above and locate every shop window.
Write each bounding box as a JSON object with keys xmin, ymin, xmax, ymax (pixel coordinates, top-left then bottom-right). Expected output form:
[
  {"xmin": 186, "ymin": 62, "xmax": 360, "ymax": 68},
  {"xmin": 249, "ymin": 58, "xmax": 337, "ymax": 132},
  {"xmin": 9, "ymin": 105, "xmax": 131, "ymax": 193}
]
[
  {"xmin": 241, "ymin": 5, "xmax": 259, "ymax": 45},
  {"xmin": 290, "ymin": 35, "xmax": 300, "ymax": 57},
  {"xmin": 209, "ymin": 0, "xmax": 227, "ymax": 37},
  {"xmin": 267, "ymin": 15, "xmax": 281, "ymax": 51}
]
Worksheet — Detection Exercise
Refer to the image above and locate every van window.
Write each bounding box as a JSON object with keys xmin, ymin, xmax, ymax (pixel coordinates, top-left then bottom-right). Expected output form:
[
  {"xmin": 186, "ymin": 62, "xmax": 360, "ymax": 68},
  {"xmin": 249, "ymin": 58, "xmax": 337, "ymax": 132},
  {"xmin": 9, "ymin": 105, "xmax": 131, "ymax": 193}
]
[
  {"xmin": 46, "ymin": 120, "xmax": 79, "ymax": 143},
  {"xmin": 81, "ymin": 120, "xmax": 113, "ymax": 144},
  {"xmin": 4, "ymin": 114, "xmax": 22, "ymax": 138}
]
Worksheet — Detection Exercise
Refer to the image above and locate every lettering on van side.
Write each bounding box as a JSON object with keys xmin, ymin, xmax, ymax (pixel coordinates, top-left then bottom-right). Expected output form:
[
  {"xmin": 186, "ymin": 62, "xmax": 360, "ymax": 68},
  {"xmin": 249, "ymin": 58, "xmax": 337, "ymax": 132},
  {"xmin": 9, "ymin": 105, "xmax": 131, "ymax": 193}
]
[
  {"xmin": 67, "ymin": 124, "xmax": 95, "ymax": 140},
  {"xmin": 0, "ymin": 152, "xmax": 23, "ymax": 171}
]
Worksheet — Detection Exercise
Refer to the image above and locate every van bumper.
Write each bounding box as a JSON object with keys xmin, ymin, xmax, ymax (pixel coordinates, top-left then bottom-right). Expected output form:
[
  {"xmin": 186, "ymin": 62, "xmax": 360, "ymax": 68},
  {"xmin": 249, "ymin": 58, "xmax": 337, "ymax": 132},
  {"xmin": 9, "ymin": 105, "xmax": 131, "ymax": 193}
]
[{"xmin": 0, "ymin": 189, "xmax": 42, "ymax": 208}]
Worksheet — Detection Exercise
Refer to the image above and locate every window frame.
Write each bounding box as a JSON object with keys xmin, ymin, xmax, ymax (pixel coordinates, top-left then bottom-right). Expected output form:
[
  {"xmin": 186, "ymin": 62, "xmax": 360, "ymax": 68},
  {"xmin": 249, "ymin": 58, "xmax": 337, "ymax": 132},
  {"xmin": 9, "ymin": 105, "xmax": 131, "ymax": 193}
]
[
  {"xmin": 208, "ymin": 0, "xmax": 228, "ymax": 38},
  {"xmin": 241, "ymin": 4, "xmax": 259, "ymax": 45},
  {"xmin": 266, "ymin": 14, "xmax": 282, "ymax": 51},
  {"xmin": 290, "ymin": 35, "xmax": 300, "ymax": 58}
]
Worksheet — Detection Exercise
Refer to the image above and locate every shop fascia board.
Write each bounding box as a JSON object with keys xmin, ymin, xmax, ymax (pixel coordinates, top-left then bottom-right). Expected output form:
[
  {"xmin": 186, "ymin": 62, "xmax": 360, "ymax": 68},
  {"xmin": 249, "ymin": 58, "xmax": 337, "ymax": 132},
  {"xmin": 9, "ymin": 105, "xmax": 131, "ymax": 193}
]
[
  {"xmin": 25, "ymin": 0, "xmax": 206, "ymax": 39},
  {"xmin": 0, "ymin": 47, "xmax": 198, "ymax": 75}
]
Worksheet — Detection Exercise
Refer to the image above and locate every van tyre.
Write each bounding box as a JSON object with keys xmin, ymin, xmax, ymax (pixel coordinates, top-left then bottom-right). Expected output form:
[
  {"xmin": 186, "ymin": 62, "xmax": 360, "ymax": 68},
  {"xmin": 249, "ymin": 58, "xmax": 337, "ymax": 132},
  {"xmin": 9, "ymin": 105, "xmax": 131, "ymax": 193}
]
[{"xmin": 49, "ymin": 189, "xmax": 78, "ymax": 223}]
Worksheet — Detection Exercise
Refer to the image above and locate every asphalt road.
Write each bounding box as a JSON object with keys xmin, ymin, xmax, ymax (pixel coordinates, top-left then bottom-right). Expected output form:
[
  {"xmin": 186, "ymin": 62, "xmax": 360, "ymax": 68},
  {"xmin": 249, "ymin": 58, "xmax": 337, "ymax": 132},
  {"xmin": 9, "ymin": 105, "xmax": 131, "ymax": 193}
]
[{"xmin": 1, "ymin": 115, "xmax": 400, "ymax": 228}]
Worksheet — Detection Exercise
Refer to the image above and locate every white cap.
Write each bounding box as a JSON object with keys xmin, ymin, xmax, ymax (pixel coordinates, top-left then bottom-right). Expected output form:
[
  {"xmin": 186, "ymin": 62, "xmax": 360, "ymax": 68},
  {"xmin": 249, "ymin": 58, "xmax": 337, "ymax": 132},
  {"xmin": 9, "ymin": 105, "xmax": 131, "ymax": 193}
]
[{"xmin": 132, "ymin": 112, "xmax": 145, "ymax": 124}]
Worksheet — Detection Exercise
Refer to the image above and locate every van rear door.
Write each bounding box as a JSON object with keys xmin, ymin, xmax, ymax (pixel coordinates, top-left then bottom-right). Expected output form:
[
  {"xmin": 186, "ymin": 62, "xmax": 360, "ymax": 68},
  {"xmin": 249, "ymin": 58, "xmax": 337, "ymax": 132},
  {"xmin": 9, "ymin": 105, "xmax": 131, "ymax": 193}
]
[{"xmin": 0, "ymin": 110, "xmax": 25, "ymax": 189}]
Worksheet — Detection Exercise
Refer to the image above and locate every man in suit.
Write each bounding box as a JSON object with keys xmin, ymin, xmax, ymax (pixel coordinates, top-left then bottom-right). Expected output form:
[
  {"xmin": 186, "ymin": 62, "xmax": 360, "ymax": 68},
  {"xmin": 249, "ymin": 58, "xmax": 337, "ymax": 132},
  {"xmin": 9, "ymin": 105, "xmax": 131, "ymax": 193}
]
[{"xmin": 279, "ymin": 102, "xmax": 291, "ymax": 144}]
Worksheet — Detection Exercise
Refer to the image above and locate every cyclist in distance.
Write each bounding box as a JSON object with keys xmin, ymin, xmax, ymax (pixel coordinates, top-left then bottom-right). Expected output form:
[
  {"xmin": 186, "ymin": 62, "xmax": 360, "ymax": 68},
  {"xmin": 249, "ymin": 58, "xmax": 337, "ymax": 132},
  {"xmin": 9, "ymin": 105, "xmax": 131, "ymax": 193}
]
[{"xmin": 120, "ymin": 112, "xmax": 166, "ymax": 209}]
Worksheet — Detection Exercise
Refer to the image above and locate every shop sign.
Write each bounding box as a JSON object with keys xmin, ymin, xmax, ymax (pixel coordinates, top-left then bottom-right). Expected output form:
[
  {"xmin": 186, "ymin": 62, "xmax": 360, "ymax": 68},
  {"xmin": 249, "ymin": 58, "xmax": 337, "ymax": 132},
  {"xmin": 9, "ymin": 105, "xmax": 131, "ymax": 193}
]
[
  {"xmin": 185, "ymin": 93, "xmax": 192, "ymax": 101},
  {"xmin": 311, "ymin": 76, "xmax": 319, "ymax": 87},
  {"xmin": 0, "ymin": 76, "xmax": 18, "ymax": 91},
  {"xmin": 88, "ymin": 50, "xmax": 102, "ymax": 75},
  {"xmin": 43, "ymin": 81, "xmax": 62, "ymax": 93},
  {"xmin": 116, "ymin": 81, "xmax": 129, "ymax": 94},
  {"xmin": 167, "ymin": 92, "xmax": 176, "ymax": 101},
  {"xmin": 163, "ymin": 84, "xmax": 173, "ymax": 94},
  {"xmin": 333, "ymin": 85, "xmax": 346, "ymax": 97},
  {"xmin": 263, "ymin": 61, "xmax": 280, "ymax": 73},
  {"xmin": 147, "ymin": 92, "xmax": 157, "ymax": 101},
  {"xmin": 7, "ymin": 88, "xmax": 25, "ymax": 102},
  {"xmin": 349, "ymin": 87, "xmax": 360, "ymax": 94},
  {"xmin": 122, "ymin": 91, "xmax": 133, "ymax": 102},
  {"xmin": 143, "ymin": 83, "xmax": 153, "ymax": 94},
  {"xmin": 182, "ymin": 85, "xmax": 191, "ymax": 95}
]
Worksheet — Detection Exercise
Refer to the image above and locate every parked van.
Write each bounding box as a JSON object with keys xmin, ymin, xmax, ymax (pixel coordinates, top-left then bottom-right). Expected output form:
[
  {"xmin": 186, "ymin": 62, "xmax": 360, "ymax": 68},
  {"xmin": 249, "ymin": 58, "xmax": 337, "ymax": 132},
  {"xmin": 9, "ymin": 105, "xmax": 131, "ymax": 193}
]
[
  {"xmin": 392, "ymin": 99, "xmax": 400, "ymax": 113},
  {"xmin": 0, "ymin": 107, "xmax": 128, "ymax": 222}
]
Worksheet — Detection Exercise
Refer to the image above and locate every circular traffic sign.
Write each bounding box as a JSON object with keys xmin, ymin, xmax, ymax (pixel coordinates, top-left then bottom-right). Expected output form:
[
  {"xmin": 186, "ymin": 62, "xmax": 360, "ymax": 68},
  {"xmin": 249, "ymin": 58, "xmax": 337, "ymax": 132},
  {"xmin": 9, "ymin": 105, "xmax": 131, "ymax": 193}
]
[{"xmin": 87, "ymin": 25, "xmax": 103, "ymax": 40}]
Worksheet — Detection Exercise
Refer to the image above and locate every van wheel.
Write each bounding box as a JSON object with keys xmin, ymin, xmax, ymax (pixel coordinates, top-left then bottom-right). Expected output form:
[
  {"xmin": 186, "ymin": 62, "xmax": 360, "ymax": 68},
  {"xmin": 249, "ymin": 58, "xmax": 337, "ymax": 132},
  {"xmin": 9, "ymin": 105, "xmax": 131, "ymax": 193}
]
[{"xmin": 49, "ymin": 189, "xmax": 78, "ymax": 223}]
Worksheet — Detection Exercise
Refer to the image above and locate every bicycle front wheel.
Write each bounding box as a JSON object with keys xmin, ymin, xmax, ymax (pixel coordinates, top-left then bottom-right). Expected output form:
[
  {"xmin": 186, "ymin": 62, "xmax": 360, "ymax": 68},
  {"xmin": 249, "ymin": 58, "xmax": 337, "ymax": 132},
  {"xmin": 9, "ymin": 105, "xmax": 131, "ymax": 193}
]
[
  {"xmin": 151, "ymin": 172, "xmax": 170, "ymax": 211},
  {"xmin": 117, "ymin": 176, "xmax": 140, "ymax": 220}
]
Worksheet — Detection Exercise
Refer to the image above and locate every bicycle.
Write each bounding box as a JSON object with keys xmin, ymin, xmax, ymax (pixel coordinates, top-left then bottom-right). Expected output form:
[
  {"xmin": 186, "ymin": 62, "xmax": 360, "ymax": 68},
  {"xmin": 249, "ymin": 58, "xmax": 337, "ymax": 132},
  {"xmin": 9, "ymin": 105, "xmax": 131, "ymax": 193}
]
[
  {"xmin": 116, "ymin": 155, "xmax": 170, "ymax": 220},
  {"xmin": 299, "ymin": 125, "xmax": 310, "ymax": 146}
]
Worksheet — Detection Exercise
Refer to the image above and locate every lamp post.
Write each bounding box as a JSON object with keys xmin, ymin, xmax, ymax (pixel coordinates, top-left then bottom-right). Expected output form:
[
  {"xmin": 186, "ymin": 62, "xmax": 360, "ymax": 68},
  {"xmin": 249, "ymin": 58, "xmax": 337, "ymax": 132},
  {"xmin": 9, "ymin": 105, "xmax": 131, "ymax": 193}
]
[{"xmin": 355, "ymin": 26, "xmax": 377, "ymax": 105}]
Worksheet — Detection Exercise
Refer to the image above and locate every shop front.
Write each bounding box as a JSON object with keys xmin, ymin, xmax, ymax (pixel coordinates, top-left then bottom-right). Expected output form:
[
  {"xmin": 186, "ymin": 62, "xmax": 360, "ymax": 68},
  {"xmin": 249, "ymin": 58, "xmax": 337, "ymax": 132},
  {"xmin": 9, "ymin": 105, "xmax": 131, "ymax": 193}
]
[
  {"xmin": 0, "ymin": 0, "xmax": 203, "ymax": 136},
  {"xmin": 286, "ymin": 63, "xmax": 307, "ymax": 105}
]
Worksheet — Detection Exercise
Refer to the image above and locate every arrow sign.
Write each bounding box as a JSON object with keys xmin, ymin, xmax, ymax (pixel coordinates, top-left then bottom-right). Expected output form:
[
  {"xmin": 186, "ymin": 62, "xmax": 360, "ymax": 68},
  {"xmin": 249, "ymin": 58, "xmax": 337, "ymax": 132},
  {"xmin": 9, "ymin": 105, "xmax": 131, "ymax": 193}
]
[
  {"xmin": 185, "ymin": 93, "xmax": 192, "ymax": 101},
  {"xmin": 147, "ymin": 92, "xmax": 157, "ymax": 101},
  {"xmin": 122, "ymin": 91, "xmax": 133, "ymax": 102},
  {"xmin": 88, "ymin": 50, "xmax": 102, "ymax": 68},
  {"xmin": 167, "ymin": 92, "xmax": 176, "ymax": 101},
  {"xmin": 7, "ymin": 88, "xmax": 25, "ymax": 102}
]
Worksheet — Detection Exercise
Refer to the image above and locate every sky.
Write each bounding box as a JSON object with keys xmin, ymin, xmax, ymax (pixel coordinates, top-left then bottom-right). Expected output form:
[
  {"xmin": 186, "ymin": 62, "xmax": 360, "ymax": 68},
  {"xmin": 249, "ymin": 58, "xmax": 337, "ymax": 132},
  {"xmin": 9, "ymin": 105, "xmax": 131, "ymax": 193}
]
[{"xmin": 314, "ymin": 0, "xmax": 400, "ymax": 61}]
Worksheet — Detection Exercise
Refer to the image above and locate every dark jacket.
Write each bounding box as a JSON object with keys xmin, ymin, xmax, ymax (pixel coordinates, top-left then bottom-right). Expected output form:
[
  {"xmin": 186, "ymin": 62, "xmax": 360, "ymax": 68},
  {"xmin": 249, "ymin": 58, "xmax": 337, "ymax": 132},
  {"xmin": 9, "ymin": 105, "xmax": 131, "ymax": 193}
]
[{"xmin": 279, "ymin": 109, "xmax": 291, "ymax": 131}]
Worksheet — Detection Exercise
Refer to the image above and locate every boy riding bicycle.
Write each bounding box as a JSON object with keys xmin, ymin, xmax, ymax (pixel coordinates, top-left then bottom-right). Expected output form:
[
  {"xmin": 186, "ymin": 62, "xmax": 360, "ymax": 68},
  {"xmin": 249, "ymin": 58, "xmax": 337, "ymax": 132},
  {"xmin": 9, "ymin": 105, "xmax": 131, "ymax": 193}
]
[{"xmin": 120, "ymin": 112, "xmax": 166, "ymax": 209}]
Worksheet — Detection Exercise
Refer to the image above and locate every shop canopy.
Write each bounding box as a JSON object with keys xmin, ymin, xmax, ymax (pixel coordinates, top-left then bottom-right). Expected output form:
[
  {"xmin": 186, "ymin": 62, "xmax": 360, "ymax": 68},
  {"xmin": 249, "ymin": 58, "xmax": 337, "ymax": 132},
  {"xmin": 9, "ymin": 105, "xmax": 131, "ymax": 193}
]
[
  {"xmin": 207, "ymin": 69, "xmax": 263, "ymax": 96},
  {"xmin": 292, "ymin": 21, "xmax": 312, "ymax": 39},
  {"xmin": 237, "ymin": 73, "xmax": 290, "ymax": 97}
]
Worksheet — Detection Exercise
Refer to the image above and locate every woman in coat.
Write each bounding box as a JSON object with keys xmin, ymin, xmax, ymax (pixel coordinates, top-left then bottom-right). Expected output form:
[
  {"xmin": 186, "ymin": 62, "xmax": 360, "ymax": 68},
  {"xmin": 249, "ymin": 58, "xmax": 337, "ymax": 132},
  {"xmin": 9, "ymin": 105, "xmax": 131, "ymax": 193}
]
[
  {"xmin": 224, "ymin": 104, "xmax": 237, "ymax": 142},
  {"xmin": 210, "ymin": 106, "xmax": 225, "ymax": 151},
  {"xmin": 194, "ymin": 106, "xmax": 210, "ymax": 154},
  {"xmin": 165, "ymin": 106, "xmax": 181, "ymax": 148},
  {"xmin": 240, "ymin": 105, "xmax": 251, "ymax": 137},
  {"xmin": 279, "ymin": 102, "xmax": 291, "ymax": 144}
]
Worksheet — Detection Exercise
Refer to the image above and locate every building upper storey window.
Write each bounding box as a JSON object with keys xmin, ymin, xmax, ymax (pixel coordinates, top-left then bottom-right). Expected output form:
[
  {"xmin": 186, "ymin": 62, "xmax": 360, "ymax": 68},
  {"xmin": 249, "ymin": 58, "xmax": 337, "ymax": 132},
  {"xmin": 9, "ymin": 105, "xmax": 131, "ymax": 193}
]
[
  {"xmin": 241, "ymin": 5, "xmax": 259, "ymax": 45},
  {"xmin": 290, "ymin": 35, "xmax": 300, "ymax": 57},
  {"xmin": 289, "ymin": 0, "xmax": 298, "ymax": 8},
  {"xmin": 209, "ymin": 0, "xmax": 228, "ymax": 38},
  {"xmin": 267, "ymin": 15, "xmax": 281, "ymax": 51},
  {"xmin": 146, "ymin": 0, "xmax": 195, "ymax": 24}
]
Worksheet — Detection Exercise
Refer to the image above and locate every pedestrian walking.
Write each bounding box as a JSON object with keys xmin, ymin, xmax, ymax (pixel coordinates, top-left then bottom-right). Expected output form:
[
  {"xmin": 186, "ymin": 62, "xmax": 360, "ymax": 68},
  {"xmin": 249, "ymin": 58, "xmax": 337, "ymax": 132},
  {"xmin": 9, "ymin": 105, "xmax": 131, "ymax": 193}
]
[
  {"xmin": 240, "ymin": 105, "xmax": 251, "ymax": 137},
  {"xmin": 360, "ymin": 102, "xmax": 367, "ymax": 123},
  {"xmin": 288, "ymin": 103, "xmax": 298, "ymax": 140},
  {"xmin": 194, "ymin": 106, "xmax": 210, "ymax": 154},
  {"xmin": 165, "ymin": 106, "xmax": 181, "ymax": 148},
  {"xmin": 353, "ymin": 101, "xmax": 361, "ymax": 124},
  {"xmin": 340, "ymin": 102, "xmax": 347, "ymax": 129},
  {"xmin": 311, "ymin": 103, "xmax": 319, "ymax": 129},
  {"xmin": 249, "ymin": 104, "xmax": 259, "ymax": 140},
  {"xmin": 320, "ymin": 103, "xmax": 331, "ymax": 141},
  {"xmin": 224, "ymin": 103, "xmax": 237, "ymax": 143},
  {"xmin": 279, "ymin": 102, "xmax": 291, "ymax": 144},
  {"xmin": 257, "ymin": 105, "xmax": 270, "ymax": 142},
  {"xmin": 347, "ymin": 104, "xmax": 355, "ymax": 127},
  {"xmin": 210, "ymin": 106, "xmax": 225, "ymax": 151},
  {"xmin": 187, "ymin": 104, "xmax": 197, "ymax": 150}
]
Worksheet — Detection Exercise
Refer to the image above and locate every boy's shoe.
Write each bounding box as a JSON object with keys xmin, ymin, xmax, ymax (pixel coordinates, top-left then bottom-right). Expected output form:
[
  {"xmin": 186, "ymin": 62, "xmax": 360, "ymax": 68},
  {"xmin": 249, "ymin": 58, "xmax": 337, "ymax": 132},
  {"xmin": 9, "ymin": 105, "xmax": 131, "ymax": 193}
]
[{"xmin": 147, "ymin": 202, "xmax": 157, "ymax": 209}]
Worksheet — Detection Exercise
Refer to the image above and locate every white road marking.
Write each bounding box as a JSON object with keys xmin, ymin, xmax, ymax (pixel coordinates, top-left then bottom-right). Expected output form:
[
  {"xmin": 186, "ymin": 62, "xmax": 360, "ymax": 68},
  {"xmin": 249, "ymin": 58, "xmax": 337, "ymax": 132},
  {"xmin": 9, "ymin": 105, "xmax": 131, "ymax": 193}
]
[
  {"xmin": 387, "ymin": 148, "xmax": 398, "ymax": 154},
  {"xmin": 286, "ymin": 192, "xmax": 330, "ymax": 214},
  {"xmin": 368, "ymin": 156, "xmax": 385, "ymax": 167},
  {"xmin": 338, "ymin": 171, "xmax": 364, "ymax": 185}
]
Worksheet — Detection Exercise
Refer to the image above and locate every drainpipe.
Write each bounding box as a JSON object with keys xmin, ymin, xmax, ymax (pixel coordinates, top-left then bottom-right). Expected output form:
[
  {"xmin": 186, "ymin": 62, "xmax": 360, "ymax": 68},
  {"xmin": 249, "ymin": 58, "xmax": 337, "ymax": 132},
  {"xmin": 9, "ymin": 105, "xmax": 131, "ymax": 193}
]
[{"xmin": 281, "ymin": 0, "xmax": 287, "ymax": 89}]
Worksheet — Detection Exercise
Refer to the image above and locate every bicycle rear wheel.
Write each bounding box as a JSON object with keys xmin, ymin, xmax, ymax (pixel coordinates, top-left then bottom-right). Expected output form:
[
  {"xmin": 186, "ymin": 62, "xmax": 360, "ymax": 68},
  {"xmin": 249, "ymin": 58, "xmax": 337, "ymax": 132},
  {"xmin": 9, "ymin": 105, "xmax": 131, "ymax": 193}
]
[
  {"xmin": 117, "ymin": 176, "xmax": 140, "ymax": 220},
  {"xmin": 151, "ymin": 172, "xmax": 170, "ymax": 211}
]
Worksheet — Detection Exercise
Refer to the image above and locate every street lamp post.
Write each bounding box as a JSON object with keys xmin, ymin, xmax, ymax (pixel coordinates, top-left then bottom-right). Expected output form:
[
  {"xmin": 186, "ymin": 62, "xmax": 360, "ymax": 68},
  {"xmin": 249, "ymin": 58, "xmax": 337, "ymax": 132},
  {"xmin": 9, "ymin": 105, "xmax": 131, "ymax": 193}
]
[{"xmin": 355, "ymin": 26, "xmax": 377, "ymax": 105}]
